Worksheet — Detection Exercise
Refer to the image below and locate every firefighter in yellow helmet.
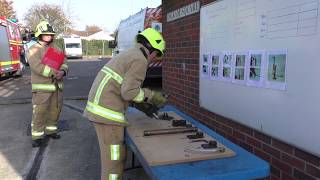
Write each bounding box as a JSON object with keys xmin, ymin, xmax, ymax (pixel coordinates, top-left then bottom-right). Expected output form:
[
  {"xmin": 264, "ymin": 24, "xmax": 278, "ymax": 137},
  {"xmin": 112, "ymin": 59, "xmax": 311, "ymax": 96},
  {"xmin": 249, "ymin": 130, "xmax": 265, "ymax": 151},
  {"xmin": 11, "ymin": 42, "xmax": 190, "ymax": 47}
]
[
  {"xmin": 83, "ymin": 28, "xmax": 167, "ymax": 180},
  {"xmin": 27, "ymin": 21, "xmax": 68, "ymax": 147}
]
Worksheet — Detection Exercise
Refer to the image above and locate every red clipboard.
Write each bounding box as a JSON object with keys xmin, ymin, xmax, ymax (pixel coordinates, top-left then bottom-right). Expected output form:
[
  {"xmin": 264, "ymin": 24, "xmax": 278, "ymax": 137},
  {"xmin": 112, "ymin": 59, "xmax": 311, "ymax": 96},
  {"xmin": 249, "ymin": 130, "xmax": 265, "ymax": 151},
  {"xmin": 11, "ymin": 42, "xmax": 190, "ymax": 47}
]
[{"xmin": 41, "ymin": 47, "xmax": 65, "ymax": 70}]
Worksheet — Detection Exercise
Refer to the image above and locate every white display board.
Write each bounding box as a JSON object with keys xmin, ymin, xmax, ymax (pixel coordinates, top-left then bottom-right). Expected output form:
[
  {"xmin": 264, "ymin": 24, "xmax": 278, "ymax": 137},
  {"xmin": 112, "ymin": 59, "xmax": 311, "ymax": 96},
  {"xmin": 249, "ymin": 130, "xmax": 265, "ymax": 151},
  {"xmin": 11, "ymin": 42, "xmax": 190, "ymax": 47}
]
[{"xmin": 200, "ymin": 0, "xmax": 320, "ymax": 156}]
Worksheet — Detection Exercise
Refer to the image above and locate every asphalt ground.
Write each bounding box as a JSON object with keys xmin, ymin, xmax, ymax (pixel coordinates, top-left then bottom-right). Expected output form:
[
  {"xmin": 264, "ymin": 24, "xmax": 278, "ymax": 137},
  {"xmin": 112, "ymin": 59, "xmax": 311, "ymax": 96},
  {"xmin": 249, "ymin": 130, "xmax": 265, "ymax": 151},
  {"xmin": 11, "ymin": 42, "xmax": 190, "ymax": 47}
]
[{"xmin": 0, "ymin": 58, "xmax": 160, "ymax": 180}]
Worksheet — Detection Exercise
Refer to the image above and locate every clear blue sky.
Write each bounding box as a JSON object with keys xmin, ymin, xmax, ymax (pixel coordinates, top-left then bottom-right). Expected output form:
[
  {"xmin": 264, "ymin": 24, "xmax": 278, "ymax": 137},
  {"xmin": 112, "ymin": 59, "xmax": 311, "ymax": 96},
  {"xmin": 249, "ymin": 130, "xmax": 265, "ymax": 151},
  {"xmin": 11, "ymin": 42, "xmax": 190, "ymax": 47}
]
[{"xmin": 12, "ymin": 0, "xmax": 161, "ymax": 31}]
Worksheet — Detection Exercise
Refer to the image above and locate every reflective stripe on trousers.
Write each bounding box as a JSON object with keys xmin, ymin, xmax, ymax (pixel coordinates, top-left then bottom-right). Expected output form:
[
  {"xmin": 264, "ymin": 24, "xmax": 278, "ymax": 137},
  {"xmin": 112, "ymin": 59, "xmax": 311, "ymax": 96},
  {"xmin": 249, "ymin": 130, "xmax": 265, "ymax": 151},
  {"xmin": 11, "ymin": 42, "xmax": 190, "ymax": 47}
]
[
  {"xmin": 32, "ymin": 131, "xmax": 44, "ymax": 136},
  {"xmin": 110, "ymin": 144, "xmax": 120, "ymax": 160},
  {"xmin": 46, "ymin": 126, "xmax": 57, "ymax": 131},
  {"xmin": 32, "ymin": 83, "xmax": 63, "ymax": 91},
  {"xmin": 108, "ymin": 174, "xmax": 119, "ymax": 180},
  {"xmin": 86, "ymin": 66, "xmax": 127, "ymax": 124}
]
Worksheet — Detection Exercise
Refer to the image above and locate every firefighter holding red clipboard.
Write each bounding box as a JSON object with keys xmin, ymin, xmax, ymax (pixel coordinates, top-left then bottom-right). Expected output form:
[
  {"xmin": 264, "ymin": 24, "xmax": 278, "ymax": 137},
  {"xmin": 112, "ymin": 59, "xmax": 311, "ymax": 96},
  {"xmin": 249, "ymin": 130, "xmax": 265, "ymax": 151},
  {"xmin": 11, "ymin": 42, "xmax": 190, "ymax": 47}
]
[{"xmin": 27, "ymin": 21, "xmax": 68, "ymax": 147}]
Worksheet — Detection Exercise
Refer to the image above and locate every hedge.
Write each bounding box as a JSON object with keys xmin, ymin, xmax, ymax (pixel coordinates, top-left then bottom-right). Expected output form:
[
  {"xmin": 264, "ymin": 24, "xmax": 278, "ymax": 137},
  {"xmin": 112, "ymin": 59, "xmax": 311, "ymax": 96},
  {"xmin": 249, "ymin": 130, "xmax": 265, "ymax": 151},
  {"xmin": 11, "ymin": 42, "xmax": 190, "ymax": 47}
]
[{"xmin": 53, "ymin": 38, "xmax": 112, "ymax": 56}]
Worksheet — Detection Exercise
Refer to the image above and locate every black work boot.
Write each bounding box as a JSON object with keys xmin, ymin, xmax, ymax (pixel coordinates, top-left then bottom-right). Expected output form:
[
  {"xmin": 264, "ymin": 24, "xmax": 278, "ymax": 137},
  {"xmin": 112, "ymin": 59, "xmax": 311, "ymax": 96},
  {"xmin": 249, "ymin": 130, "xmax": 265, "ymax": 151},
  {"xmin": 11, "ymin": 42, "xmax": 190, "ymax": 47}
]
[
  {"xmin": 47, "ymin": 133, "xmax": 61, "ymax": 139},
  {"xmin": 32, "ymin": 139, "xmax": 42, "ymax": 148}
]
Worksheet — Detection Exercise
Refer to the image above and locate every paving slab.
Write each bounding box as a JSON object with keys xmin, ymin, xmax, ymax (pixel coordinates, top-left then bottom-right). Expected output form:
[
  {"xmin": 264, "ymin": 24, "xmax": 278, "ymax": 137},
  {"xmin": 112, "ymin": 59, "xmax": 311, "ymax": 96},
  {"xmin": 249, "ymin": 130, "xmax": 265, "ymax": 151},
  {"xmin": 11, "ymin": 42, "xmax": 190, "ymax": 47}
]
[
  {"xmin": 36, "ymin": 105, "xmax": 99, "ymax": 180},
  {"xmin": 0, "ymin": 101, "xmax": 150, "ymax": 180},
  {"xmin": 0, "ymin": 103, "xmax": 35, "ymax": 180}
]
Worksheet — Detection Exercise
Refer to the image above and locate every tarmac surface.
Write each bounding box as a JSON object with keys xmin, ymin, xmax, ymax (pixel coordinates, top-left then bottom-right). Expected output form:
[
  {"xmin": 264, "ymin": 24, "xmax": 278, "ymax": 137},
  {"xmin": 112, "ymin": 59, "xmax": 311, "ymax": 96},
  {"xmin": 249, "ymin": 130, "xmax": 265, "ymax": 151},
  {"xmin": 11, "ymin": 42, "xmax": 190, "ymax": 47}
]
[{"xmin": 0, "ymin": 59, "xmax": 157, "ymax": 180}]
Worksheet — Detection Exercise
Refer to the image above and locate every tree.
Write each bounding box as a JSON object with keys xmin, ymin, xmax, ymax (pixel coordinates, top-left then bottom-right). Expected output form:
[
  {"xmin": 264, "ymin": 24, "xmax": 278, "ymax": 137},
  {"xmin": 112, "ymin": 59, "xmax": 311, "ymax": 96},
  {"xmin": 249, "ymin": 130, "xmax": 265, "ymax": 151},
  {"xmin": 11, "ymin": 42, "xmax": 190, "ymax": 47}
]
[
  {"xmin": 24, "ymin": 3, "xmax": 72, "ymax": 35},
  {"xmin": 85, "ymin": 25, "xmax": 102, "ymax": 36},
  {"xmin": 0, "ymin": 0, "xmax": 15, "ymax": 18}
]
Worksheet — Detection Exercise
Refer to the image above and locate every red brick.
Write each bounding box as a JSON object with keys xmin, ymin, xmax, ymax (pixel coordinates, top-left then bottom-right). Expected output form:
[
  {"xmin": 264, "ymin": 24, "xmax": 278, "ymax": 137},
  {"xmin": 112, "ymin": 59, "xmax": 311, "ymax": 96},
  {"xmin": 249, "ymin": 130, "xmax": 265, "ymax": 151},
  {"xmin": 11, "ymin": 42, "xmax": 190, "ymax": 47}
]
[
  {"xmin": 215, "ymin": 128, "xmax": 227, "ymax": 137},
  {"xmin": 272, "ymin": 157, "xmax": 292, "ymax": 174},
  {"xmin": 281, "ymin": 172, "xmax": 295, "ymax": 180},
  {"xmin": 254, "ymin": 131, "xmax": 272, "ymax": 144},
  {"xmin": 221, "ymin": 124, "xmax": 233, "ymax": 135},
  {"xmin": 246, "ymin": 136, "xmax": 262, "ymax": 148},
  {"xmin": 270, "ymin": 175, "xmax": 280, "ymax": 180},
  {"xmin": 233, "ymin": 130, "xmax": 246, "ymax": 141},
  {"xmin": 224, "ymin": 118, "xmax": 239, "ymax": 129},
  {"xmin": 306, "ymin": 164, "xmax": 320, "ymax": 179},
  {"xmin": 270, "ymin": 165, "xmax": 281, "ymax": 178},
  {"xmin": 208, "ymin": 120, "xmax": 220, "ymax": 130},
  {"xmin": 238, "ymin": 141, "xmax": 253, "ymax": 153},
  {"xmin": 294, "ymin": 149, "xmax": 320, "ymax": 167},
  {"xmin": 263, "ymin": 144, "xmax": 281, "ymax": 159},
  {"xmin": 254, "ymin": 148, "xmax": 272, "ymax": 162},
  {"xmin": 228, "ymin": 135, "xmax": 239, "ymax": 145},
  {"xmin": 272, "ymin": 139, "xmax": 294, "ymax": 155},
  {"xmin": 237, "ymin": 123, "xmax": 253, "ymax": 136},
  {"xmin": 294, "ymin": 169, "xmax": 317, "ymax": 180},
  {"xmin": 282, "ymin": 153, "xmax": 305, "ymax": 171}
]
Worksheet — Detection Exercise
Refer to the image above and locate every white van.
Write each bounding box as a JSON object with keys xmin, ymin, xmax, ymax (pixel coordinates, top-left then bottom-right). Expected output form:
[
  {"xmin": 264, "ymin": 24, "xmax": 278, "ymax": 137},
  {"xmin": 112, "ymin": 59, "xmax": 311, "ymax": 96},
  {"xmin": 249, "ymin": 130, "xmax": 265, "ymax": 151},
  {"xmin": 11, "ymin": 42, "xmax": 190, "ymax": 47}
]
[
  {"xmin": 112, "ymin": 6, "xmax": 163, "ymax": 78},
  {"xmin": 63, "ymin": 36, "xmax": 83, "ymax": 58}
]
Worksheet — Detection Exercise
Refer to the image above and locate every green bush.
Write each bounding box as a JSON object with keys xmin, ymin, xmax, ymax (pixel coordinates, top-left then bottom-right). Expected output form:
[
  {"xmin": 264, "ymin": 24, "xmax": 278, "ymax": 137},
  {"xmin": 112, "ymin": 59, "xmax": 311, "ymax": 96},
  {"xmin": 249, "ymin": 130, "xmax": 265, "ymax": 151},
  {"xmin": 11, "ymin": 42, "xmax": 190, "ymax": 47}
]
[
  {"xmin": 82, "ymin": 39, "xmax": 112, "ymax": 56},
  {"xmin": 52, "ymin": 38, "xmax": 64, "ymax": 51},
  {"xmin": 53, "ymin": 38, "xmax": 112, "ymax": 56}
]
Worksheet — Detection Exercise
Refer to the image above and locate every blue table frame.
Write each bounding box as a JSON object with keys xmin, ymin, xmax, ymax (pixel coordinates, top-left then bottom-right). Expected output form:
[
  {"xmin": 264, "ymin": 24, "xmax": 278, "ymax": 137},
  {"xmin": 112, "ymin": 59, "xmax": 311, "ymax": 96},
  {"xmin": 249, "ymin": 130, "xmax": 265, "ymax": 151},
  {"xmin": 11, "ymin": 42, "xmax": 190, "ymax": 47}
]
[{"xmin": 126, "ymin": 106, "xmax": 270, "ymax": 180}]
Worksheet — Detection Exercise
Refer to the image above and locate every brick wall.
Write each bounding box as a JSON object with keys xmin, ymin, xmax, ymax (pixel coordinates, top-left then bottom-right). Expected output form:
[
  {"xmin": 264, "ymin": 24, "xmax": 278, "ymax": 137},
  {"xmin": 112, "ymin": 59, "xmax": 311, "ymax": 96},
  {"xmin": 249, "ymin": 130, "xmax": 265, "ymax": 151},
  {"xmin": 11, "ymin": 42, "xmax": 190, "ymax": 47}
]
[{"xmin": 162, "ymin": 0, "xmax": 320, "ymax": 179}]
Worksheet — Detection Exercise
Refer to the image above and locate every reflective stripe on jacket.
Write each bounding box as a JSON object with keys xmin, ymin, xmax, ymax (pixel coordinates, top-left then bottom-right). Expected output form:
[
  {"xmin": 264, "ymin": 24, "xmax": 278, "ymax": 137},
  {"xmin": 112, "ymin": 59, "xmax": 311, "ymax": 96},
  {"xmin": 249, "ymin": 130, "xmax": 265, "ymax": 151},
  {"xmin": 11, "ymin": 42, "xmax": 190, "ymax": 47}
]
[
  {"xmin": 85, "ymin": 66, "xmax": 127, "ymax": 124},
  {"xmin": 27, "ymin": 41, "xmax": 67, "ymax": 92},
  {"xmin": 84, "ymin": 43, "xmax": 154, "ymax": 125}
]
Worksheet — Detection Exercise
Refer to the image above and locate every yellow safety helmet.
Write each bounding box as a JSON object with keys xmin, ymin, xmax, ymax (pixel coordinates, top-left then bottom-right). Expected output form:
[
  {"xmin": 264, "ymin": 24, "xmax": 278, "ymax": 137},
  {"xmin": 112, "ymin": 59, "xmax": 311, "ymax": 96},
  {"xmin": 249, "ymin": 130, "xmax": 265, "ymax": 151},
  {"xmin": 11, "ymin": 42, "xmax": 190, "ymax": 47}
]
[
  {"xmin": 34, "ymin": 21, "xmax": 55, "ymax": 38},
  {"xmin": 137, "ymin": 28, "xmax": 165, "ymax": 57}
]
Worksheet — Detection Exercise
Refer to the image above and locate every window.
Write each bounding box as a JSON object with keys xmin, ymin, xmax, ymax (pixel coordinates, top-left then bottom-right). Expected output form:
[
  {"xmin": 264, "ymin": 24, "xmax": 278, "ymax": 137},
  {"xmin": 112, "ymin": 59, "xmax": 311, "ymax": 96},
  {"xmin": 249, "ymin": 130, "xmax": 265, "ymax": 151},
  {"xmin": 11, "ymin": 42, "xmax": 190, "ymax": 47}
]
[
  {"xmin": 66, "ymin": 43, "xmax": 80, "ymax": 48},
  {"xmin": 0, "ymin": 26, "xmax": 11, "ymax": 61}
]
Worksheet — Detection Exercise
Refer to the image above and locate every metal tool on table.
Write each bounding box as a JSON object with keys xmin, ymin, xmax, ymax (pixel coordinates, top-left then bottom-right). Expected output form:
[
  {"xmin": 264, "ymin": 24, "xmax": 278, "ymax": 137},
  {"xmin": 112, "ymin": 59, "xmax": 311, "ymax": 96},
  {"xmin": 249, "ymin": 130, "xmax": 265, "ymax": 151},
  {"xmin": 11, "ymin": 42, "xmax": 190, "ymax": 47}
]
[
  {"xmin": 172, "ymin": 120, "xmax": 193, "ymax": 128},
  {"xmin": 187, "ymin": 131, "xmax": 204, "ymax": 139},
  {"xmin": 132, "ymin": 102, "xmax": 161, "ymax": 119},
  {"xmin": 185, "ymin": 139, "xmax": 226, "ymax": 154},
  {"xmin": 132, "ymin": 93, "xmax": 169, "ymax": 119},
  {"xmin": 159, "ymin": 112, "xmax": 174, "ymax": 120},
  {"xmin": 143, "ymin": 127, "xmax": 198, "ymax": 136},
  {"xmin": 185, "ymin": 140, "xmax": 226, "ymax": 154},
  {"xmin": 185, "ymin": 146, "xmax": 226, "ymax": 154},
  {"xmin": 189, "ymin": 139, "xmax": 208, "ymax": 143},
  {"xmin": 201, "ymin": 140, "xmax": 217, "ymax": 149},
  {"xmin": 172, "ymin": 119, "xmax": 186, "ymax": 126}
]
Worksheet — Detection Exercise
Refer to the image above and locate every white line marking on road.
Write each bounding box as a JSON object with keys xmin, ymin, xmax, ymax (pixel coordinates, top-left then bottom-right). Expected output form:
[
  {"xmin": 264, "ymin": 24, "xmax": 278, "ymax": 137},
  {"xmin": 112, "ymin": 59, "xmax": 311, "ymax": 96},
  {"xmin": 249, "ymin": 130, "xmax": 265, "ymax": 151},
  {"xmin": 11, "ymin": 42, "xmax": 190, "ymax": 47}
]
[
  {"xmin": 3, "ymin": 91, "xmax": 14, "ymax": 97},
  {"xmin": 0, "ymin": 89, "xmax": 9, "ymax": 97}
]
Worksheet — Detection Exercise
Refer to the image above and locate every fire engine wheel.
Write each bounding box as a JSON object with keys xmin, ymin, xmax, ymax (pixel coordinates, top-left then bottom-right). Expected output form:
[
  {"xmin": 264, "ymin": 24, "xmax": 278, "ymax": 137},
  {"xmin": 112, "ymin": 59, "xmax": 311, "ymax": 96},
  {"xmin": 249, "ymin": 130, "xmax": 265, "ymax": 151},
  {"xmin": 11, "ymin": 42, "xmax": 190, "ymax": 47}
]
[{"xmin": 13, "ymin": 62, "xmax": 25, "ymax": 77}]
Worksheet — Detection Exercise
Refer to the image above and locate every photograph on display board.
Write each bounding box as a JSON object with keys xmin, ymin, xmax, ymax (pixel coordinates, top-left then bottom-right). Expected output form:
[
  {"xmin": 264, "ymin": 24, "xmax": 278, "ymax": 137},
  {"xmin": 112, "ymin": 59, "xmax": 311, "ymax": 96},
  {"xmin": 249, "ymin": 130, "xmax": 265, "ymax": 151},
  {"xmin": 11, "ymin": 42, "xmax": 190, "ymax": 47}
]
[
  {"xmin": 211, "ymin": 54, "xmax": 220, "ymax": 79},
  {"xmin": 223, "ymin": 54, "xmax": 232, "ymax": 66},
  {"xmin": 201, "ymin": 54, "xmax": 209, "ymax": 77},
  {"xmin": 265, "ymin": 51, "xmax": 287, "ymax": 90},
  {"xmin": 222, "ymin": 54, "xmax": 232, "ymax": 79},
  {"xmin": 203, "ymin": 54, "xmax": 208, "ymax": 63},
  {"xmin": 246, "ymin": 50, "xmax": 265, "ymax": 87},
  {"xmin": 212, "ymin": 54, "xmax": 220, "ymax": 65},
  {"xmin": 249, "ymin": 54, "xmax": 262, "ymax": 81},
  {"xmin": 267, "ymin": 54, "xmax": 286, "ymax": 82},
  {"xmin": 234, "ymin": 54, "xmax": 246, "ymax": 80},
  {"xmin": 223, "ymin": 68, "xmax": 231, "ymax": 78},
  {"xmin": 203, "ymin": 64, "xmax": 209, "ymax": 75},
  {"xmin": 212, "ymin": 67, "xmax": 219, "ymax": 77}
]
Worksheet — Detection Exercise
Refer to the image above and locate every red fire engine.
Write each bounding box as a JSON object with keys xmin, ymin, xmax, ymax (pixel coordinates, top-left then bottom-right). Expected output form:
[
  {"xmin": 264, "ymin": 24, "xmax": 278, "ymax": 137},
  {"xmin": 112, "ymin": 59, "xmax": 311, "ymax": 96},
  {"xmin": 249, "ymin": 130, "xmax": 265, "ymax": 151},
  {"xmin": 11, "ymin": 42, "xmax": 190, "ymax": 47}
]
[{"xmin": 0, "ymin": 16, "xmax": 24, "ymax": 77}]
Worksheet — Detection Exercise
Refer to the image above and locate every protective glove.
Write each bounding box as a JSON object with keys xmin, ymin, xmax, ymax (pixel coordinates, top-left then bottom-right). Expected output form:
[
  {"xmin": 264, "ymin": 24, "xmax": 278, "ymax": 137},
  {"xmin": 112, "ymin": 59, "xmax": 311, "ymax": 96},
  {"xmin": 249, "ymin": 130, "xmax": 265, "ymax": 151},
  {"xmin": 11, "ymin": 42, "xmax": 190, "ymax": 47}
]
[
  {"xmin": 150, "ymin": 91, "xmax": 168, "ymax": 108},
  {"xmin": 132, "ymin": 102, "xmax": 159, "ymax": 118}
]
